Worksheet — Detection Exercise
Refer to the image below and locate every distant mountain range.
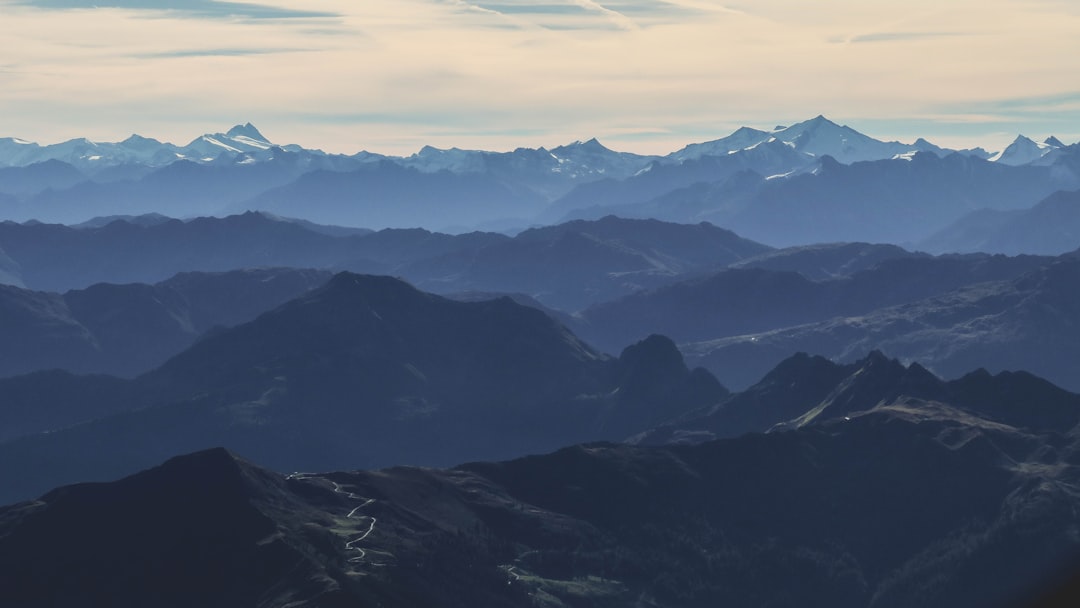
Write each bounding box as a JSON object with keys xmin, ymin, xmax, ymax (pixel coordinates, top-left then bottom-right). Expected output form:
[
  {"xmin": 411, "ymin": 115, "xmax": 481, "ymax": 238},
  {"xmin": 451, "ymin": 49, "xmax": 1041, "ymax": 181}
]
[
  {"xmin": 0, "ymin": 213, "xmax": 772, "ymax": 311},
  {"xmin": 920, "ymin": 189, "xmax": 1080, "ymax": 255},
  {"xmin": 0, "ymin": 117, "xmax": 994, "ymax": 174},
  {"xmin": 3, "ymin": 351, "xmax": 1080, "ymax": 607},
  {"xmin": 2, "ymin": 117, "xmax": 1076, "ymax": 246},
  {"xmin": 6, "ymin": 211, "xmax": 1080, "ymax": 400}
]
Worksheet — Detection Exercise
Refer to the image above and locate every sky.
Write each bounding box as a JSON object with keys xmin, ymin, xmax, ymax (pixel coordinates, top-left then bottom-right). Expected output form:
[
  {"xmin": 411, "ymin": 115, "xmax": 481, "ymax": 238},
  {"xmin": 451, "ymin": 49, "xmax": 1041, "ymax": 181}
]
[{"xmin": 1, "ymin": 0, "xmax": 1079, "ymax": 155}]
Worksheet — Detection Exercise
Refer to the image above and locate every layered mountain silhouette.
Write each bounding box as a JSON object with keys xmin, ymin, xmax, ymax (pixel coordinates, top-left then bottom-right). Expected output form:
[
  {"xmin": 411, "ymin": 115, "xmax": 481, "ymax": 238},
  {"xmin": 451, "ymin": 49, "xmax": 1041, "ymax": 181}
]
[
  {"xmin": 5, "ymin": 118, "xmax": 1080, "ymax": 607},
  {"xmin": 0, "ymin": 267, "xmax": 330, "ymax": 379},
  {"xmin": 634, "ymin": 350, "xmax": 1080, "ymax": 444},
  {"xmin": 920, "ymin": 189, "xmax": 1080, "ymax": 255},
  {"xmin": 577, "ymin": 251, "xmax": 1049, "ymax": 357},
  {"xmin": 0, "ymin": 213, "xmax": 772, "ymax": 311},
  {"xmin": 0, "ymin": 273, "xmax": 724, "ymax": 504},
  {"xmin": 0, "ymin": 211, "xmax": 385, "ymax": 291},
  {"xmin": 403, "ymin": 215, "xmax": 772, "ymax": 311},
  {"xmin": 686, "ymin": 257, "xmax": 1080, "ymax": 392},
  {"xmin": 3, "ymin": 352, "xmax": 1079, "ymax": 607},
  {"xmin": 566, "ymin": 152, "xmax": 1078, "ymax": 246},
  {"xmin": 3, "ymin": 118, "xmax": 1073, "ymax": 239}
]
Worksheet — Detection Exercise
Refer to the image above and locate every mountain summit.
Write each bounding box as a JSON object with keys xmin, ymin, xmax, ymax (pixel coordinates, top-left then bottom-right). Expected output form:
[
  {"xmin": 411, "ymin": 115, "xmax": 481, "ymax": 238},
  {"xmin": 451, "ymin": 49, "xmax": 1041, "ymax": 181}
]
[
  {"xmin": 669, "ymin": 115, "xmax": 944, "ymax": 164},
  {"xmin": 224, "ymin": 122, "xmax": 269, "ymax": 143}
]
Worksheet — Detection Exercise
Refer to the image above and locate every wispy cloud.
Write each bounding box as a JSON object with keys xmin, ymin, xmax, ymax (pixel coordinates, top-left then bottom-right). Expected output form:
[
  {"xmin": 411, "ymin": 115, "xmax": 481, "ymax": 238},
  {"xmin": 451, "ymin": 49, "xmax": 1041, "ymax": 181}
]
[
  {"xmin": 0, "ymin": 0, "xmax": 1078, "ymax": 155},
  {"xmin": 846, "ymin": 31, "xmax": 964, "ymax": 43},
  {"xmin": 12, "ymin": 0, "xmax": 337, "ymax": 19},
  {"xmin": 137, "ymin": 47, "xmax": 309, "ymax": 58}
]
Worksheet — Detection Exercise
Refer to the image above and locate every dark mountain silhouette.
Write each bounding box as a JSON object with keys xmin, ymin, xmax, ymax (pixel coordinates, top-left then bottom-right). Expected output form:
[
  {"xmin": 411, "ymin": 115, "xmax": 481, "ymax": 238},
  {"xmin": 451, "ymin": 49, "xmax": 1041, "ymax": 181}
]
[
  {"xmin": 688, "ymin": 258, "xmax": 1080, "ymax": 392},
  {"xmin": 634, "ymin": 351, "xmax": 1080, "ymax": 445},
  {"xmin": 0, "ymin": 273, "xmax": 724, "ymax": 504},
  {"xmin": 4, "ymin": 358, "xmax": 1080, "ymax": 607},
  {"xmin": 920, "ymin": 190, "xmax": 1080, "ymax": 255},
  {"xmin": 0, "ymin": 212, "xmax": 360, "ymax": 291},
  {"xmin": 0, "ymin": 212, "xmax": 506, "ymax": 292},
  {"xmin": 0, "ymin": 449, "xmax": 352, "ymax": 608},
  {"xmin": 0, "ymin": 213, "xmax": 773, "ymax": 313},
  {"xmin": 444, "ymin": 290, "xmax": 579, "ymax": 328},
  {"xmin": 578, "ymin": 252, "xmax": 1048, "ymax": 356},
  {"xmin": 0, "ymin": 268, "xmax": 330, "ymax": 379},
  {"xmin": 403, "ymin": 215, "xmax": 772, "ymax": 311}
]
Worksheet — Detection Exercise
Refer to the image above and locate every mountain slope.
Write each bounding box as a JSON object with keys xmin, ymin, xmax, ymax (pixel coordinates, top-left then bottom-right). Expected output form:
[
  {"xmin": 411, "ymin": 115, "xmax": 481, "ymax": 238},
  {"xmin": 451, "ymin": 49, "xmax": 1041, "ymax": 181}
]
[
  {"xmin": 0, "ymin": 212, "xmax": 506, "ymax": 292},
  {"xmin": 0, "ymin": 273, "xmax": 725, "ymax": 504},
  {"xmin": 578, "ymin": 252, "xmax": 1048, "ymax": 355},
  {"xmin": 724, "ymin": 152, "xmax": 1076, "ymax": 246},
  {"xmin": 546, "ymin": 138, "xmax": 814, "ymax": 222},
  {"xmin": 668, "ymin": 116, "xmax": 972, "ymax": 164},
  {"xmin": 686, "ymin": 258, "xmax": 1080, "ymax": 392},
  {"xmin": 920, "ymin": 190, "xmax": 1080, "ymax": 255},
  {"xmin": 4, "ymin": 371, "xmax": 1080, "ymax": 608},
  {"xmin": 730, "ymin": 242, "xmax": 926, "ymax": 280},
  {"xmin": 634, "ymin": 351, "xmax": 1080, "ymax": 445},
  {"xmin": 0, "ymin": 268, "xmax": 330, "ymax": 380},
  {"xmin": 403, "ymin": 215, "xmax": 773, "ymax": 311},
  {"xmin": 245, "ymin": 160, "xmax": 545, "ymax": 231},
  {"xmin": 0, "ymin": 448, "xmax": 360, "ymax": 608},
  {"xmin": 560, "ymin": 150, "xmax": 1077, "ymax": 246}
]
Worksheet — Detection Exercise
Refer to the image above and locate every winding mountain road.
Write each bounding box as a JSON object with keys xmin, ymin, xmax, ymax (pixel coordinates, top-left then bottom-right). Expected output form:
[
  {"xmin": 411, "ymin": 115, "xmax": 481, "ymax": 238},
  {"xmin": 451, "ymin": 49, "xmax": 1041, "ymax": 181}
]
[{"xmin": 287, "ymin": 472, "xmax": 380, "ymax": 564}]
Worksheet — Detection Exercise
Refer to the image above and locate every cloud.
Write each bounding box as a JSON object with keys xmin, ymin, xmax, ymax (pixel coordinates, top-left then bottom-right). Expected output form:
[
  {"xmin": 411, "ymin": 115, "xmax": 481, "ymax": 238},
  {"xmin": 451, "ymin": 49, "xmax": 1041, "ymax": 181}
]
[
  {"xmin": 847, "ymin": 31, "xmax": 964, "ymax": 43},
  {"xmin": 0, "ymin": 0, "xmax": 1078, "ymax": 156},
  {"xmin": 12, "ymin": 0, "xmax": 337, "ymax": 19}
]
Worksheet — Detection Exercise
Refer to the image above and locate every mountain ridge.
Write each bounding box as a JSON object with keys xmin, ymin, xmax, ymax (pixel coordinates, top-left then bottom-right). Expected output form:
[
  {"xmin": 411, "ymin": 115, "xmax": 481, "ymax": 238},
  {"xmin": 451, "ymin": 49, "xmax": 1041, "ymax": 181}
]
[{"xmin": 0, "ymin": 271, "xmax": 725, "ymax": 504}]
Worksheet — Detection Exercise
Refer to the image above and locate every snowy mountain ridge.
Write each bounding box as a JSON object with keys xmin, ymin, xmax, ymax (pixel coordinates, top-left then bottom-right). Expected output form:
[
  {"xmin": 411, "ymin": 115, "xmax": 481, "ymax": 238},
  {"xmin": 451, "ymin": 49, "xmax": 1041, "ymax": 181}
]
[{"xmin": 0, "ymin": 117, "xmax": 1071, "ymax": 176}]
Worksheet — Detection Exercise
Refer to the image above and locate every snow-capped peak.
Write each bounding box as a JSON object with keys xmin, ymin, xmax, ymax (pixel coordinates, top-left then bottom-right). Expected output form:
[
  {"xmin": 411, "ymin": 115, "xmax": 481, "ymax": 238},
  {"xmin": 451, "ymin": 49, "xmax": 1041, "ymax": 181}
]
[
  {"xmin": 770, "ymin": 116, "xmax": 916, "ymax": 163},
  {"xmin": 225, "ymin": 123, "xmax": 269, "ymax": 144},
  {"xmin": 990, "ymin": 134, "xmax": 1059, "ymax": 165},
  {"xmin": 667, "ymin": 126, "xmax": 772, "ymax": 161}
]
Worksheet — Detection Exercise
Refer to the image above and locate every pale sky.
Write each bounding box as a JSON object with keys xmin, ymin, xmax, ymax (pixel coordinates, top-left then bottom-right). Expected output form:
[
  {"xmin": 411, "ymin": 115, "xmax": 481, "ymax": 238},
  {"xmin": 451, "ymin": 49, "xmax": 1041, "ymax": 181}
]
[{"xmin": 1, "ymin": 0, "xmax": 1079, "ymax": 155}]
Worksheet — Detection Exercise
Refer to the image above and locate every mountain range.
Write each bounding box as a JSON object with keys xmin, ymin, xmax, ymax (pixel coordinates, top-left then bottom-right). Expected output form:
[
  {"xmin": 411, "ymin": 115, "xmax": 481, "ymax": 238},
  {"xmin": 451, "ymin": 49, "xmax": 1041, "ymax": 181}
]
[
  {"xmin": 0, "ymin": 267, "xmax": 329, "ymax": 380},
  {"xmin": 683, "ymin": 256, "xmax": 1080, "ymax": 392},
  {"xmin": 0, "ymin": 117, "xmax": 992, "ymax": 174},
  {"xmin": 0, "ymin": 273, "xmax": 725, "ymax": 504},
  {"xmin": 0, "ymin": 212, "xmax": 773, "ymax": 311},
  {"xmin": 576, "ymin": 249, "xmax": 1051, "ymax": 364},
  {"xmin": 920, "ymin": 189, "xmax": 1080, "ymax": 255},
  {"xmin": 3, "ymin": 117, "xmax": 1076, "ymax": 247},
  {"xmin": 2, "ymin": 351, "xmax": 1079, "ymax": 607},
  {"xmin": 6, "ymin": 212, "xmax": 1079, "ymax": 395},
  {"xmin": 5, "ymin": 115, "xmax": 1080, "ymax": 606}
]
